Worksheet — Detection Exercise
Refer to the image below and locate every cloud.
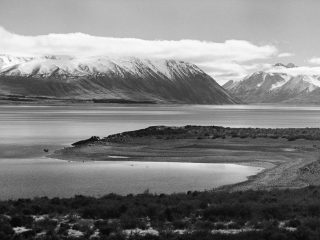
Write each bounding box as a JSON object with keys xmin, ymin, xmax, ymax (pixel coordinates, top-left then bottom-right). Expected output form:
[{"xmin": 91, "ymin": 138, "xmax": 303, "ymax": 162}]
[
  {"xmin": 269, "ymin": 66, "xmax": 320, "ymax": 76},
  {"xmin": 0, "ymin": 26, "xmax": 281, "ymax": 82},
  {"xmin": 308, "ymin": 57, "xmax": 320, "ymax": 65},
  {"xmin": 278, "ymin": 52, "xmax": 294, "ymax": 58},
  {"xmin": 197, "ymin": 62, "xmax": 273, "ymax": 82},
  {"xmin": 264, "ymin": 57, "xmax": 320, "ymax": 76}
]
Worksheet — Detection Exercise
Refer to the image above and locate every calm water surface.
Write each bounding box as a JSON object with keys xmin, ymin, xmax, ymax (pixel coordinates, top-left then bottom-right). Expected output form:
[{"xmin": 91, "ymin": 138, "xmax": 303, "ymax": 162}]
[
  {"xmin": 1, "ymin": 104, "xmax": 319, "ymax": 199},
  {"xmin": 1, "ymin": 104, "xmax": 320, "ymax": 144},
  {"xmin": 0, "ymin": 158, "xmax": 261, "ymax": 199}
]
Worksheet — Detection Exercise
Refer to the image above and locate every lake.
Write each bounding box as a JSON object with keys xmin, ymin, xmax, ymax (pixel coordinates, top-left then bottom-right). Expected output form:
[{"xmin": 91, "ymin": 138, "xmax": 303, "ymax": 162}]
[
  {"xmin": 0, "ymin": 158, "xmax": 262, "ymax": 199},
  {"xmin": 2, "ymin": 104, "xmax": 320, "ymax": 145},
  {"xmin": 1, "ymin": 103, "xmax": 320, "ymax": 199}
]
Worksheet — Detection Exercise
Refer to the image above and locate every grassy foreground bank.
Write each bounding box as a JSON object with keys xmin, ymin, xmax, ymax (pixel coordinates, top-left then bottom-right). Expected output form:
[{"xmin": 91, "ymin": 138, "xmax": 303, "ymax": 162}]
[{"xmin": 1, "ymin": 187, "xmax": 320, "ymax": 239}]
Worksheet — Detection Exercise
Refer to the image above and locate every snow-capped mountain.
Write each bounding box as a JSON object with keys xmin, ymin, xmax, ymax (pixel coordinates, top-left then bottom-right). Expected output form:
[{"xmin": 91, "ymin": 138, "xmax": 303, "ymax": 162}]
[
  {"xmin": 0, "ymin": 55, "xmax": 34, "ymax": 69},
  {"xmin": 0, "ymin": 55, "xmax": 238, "ymax": 104},
  {"xmin": 223, "ymin": 63, "xmax": 320, "ymax": 103}
]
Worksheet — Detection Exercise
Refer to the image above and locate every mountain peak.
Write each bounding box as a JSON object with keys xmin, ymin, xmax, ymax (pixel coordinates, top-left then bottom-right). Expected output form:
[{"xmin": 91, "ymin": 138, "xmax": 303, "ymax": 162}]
[{"xmin": 274, "ymin": 63, "xmax": 297, "ymax": 68}]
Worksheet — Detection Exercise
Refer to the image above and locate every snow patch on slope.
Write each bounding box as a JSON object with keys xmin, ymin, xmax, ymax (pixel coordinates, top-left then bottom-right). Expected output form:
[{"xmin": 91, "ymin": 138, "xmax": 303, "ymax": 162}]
[
  {"xmin": 302, "ymin": 75, "xmax": 320, "ymax": 88},
  {"xmin": 270, "ymin": 74, "xmax": 291, "ymax": 90},
  {"xmin": 0, "ymin": 54, "xmax": 33, "ymax": 69}
]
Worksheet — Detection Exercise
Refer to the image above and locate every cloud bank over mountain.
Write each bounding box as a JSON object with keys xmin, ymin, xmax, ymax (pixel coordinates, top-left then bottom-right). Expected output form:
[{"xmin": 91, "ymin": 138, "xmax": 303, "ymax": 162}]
[
  {"xmin": 0, "ymin": 26, "xmax": 282, "ymax": 83},
  {"xmin": 268, "ymin": 66, "xmax": 320, "ymax": 76}
]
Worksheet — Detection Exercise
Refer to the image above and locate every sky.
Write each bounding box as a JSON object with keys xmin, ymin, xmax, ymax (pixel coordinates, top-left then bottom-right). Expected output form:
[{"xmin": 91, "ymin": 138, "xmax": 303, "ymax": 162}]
[{"xmin": 1, "ymin": 0, "xmax": 320, "ymax": 84}]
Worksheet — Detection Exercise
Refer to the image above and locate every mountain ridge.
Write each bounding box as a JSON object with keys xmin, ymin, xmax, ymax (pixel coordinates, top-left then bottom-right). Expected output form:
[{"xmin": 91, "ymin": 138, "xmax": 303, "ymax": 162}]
[
  {"xmin": 223, "ymin": 63, "xmax": 320, "ymax": 103},
  {"xmin": 0, "ymin": 55, "xmax": 239, "ymax": 104}
]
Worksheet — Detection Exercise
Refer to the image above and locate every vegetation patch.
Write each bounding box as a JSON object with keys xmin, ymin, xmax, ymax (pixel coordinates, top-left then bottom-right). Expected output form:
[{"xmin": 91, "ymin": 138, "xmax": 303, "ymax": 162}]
[{"xmin": 1, "ymin": 187, "xmax": 320, "ymax": 239}]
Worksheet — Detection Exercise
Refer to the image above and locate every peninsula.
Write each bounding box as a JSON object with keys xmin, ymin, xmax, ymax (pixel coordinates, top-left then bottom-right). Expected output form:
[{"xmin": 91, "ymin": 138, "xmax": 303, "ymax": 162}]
[{"xmin": 51, "ymin": 125, "xmax": 320, "ymax": 191}]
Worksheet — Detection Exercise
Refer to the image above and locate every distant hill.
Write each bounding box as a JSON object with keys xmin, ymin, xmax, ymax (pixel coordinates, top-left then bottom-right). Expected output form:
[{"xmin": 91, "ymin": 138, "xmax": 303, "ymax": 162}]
[
  {"xmin": 0, "ymin": 54, "xmax": 238, "ymax": 104},
  {"xmin": 223, "ymin": 63, "xmax": 320, "ymax": 103}
]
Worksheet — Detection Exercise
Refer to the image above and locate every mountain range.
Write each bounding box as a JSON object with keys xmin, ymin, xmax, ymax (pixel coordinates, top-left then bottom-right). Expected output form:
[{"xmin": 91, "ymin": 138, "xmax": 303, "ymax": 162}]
[
  {"xmin": 224, "ymin": 63, "xmax": 320, "ymax": 104},
  {"xmin": 0, "ymin": 54, "xmax": 238, "ymax": 104}
]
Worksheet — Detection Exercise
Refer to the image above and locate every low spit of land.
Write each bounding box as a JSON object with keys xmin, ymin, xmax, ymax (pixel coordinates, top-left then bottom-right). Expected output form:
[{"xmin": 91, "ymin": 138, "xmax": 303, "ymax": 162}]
[{"xmin": 51, "ymin": 125, "xmax": 320, "ymax": 191}]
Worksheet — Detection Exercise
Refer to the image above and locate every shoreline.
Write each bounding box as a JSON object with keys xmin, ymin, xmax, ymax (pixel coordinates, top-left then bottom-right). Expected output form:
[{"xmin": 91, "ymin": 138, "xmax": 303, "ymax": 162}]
[
  {"xmin": 51, "ymin": 125, "xmax": 320, "ymax": 191},
  {"xmin": 0, "ymin": 142, "xmax": 268, "ymax": 200},
  {"xmin": 2, "ymin": 123, "xmax": 320, "ymax": 199}
]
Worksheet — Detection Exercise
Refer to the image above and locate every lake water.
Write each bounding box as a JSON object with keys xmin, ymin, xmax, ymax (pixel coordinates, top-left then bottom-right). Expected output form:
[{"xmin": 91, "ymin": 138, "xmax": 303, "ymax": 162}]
[
  {"xmin": 1, "ymin": 104, "xmax": 320, "ymax": 199},
  {"xmin": 2, "ymin": 104, "xmax": 320, "ymax": 145},
  {"xmin": 0, "ymin": 158, "xmax": 261, "ymax": 199}
]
